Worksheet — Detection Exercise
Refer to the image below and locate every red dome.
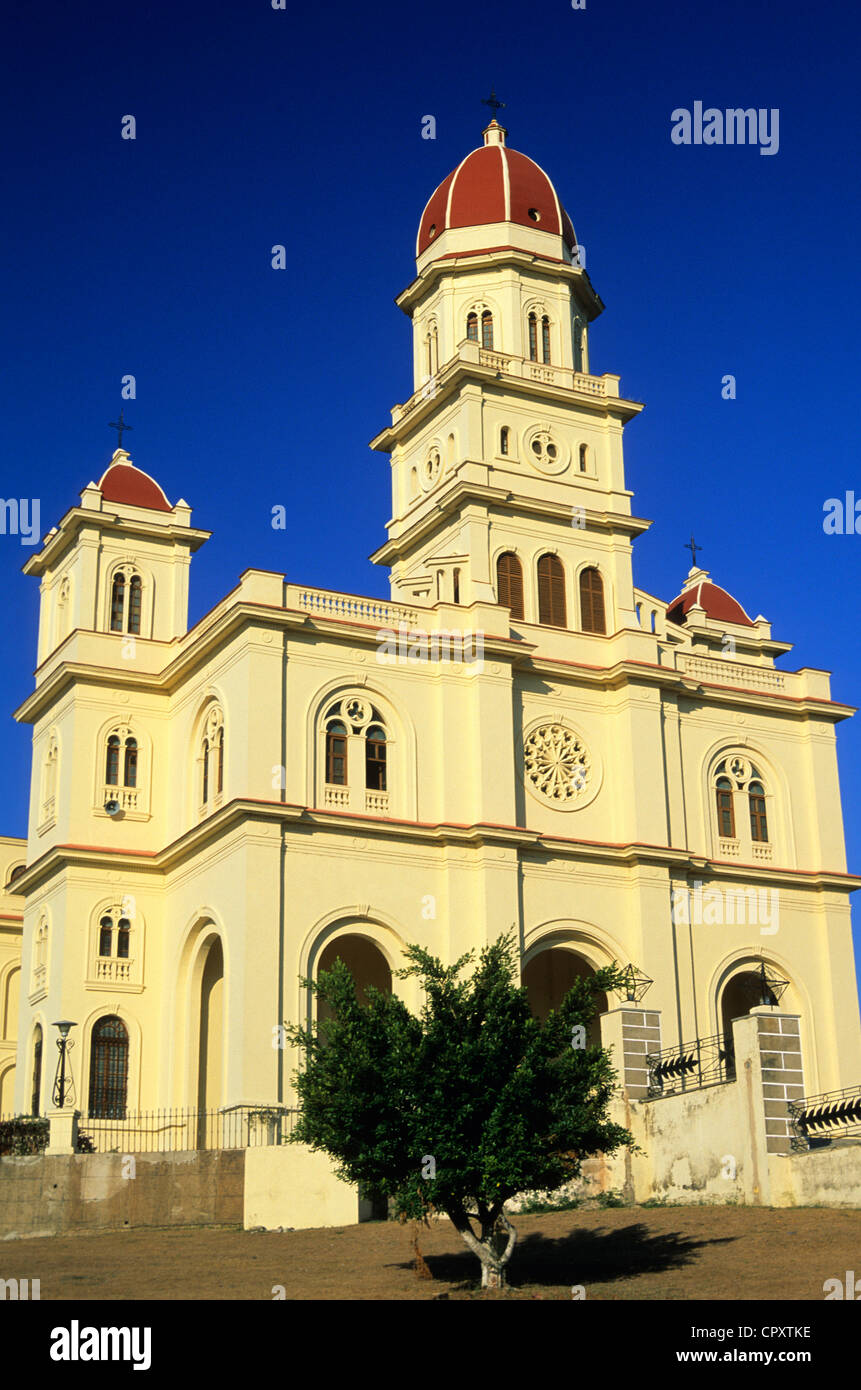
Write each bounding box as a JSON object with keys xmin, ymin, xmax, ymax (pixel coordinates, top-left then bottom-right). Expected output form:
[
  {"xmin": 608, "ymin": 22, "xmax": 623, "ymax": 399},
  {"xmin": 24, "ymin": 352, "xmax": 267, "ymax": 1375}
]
[
  {"xmin": 667, "ymin": 579, "xmax": 754, "ymax": 628},
  {"xmin": 97, "ymin": 455, "xmax": 172, "ymax": 512},
  {"xmin": 417, "ymin": 123, "xmax": 576, "ymax": 258}
]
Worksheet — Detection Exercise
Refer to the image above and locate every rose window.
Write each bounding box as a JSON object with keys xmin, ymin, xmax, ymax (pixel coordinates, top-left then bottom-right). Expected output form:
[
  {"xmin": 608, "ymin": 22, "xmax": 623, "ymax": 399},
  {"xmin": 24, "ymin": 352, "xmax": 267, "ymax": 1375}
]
[
  {"xmin": 422, "ymin": 449, "xmax": 442, "ymax": 490},
  {"xmin": 530, "ymin": 431, "xmax": 558, "ymax": 466},
  {"xmin": 524, "ymin": 724, "xmax": 592, "ymax": 804}
]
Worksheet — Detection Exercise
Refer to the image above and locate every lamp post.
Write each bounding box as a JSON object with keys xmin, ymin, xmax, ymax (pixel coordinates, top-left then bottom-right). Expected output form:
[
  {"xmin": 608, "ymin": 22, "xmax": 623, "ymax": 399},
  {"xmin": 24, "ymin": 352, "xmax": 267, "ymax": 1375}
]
[{"xmin": 52, "ymin": 1020, "xmax": 76, "ymax": 1109}]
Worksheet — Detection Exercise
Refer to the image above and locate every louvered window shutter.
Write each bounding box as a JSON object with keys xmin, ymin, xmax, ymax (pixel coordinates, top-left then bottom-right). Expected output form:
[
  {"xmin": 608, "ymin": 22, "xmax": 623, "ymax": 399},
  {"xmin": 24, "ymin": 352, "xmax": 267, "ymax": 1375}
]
[
  {"xmin": 580, "ymin": 568, "xmax": 606, "ymax": 634},
  {"xmin": 538, "ymin": 555, "xmax": 566, "ymax": 627},
  {"xmin": 497, "ymin": 553, "xmax": 524, "ymax": 620}
]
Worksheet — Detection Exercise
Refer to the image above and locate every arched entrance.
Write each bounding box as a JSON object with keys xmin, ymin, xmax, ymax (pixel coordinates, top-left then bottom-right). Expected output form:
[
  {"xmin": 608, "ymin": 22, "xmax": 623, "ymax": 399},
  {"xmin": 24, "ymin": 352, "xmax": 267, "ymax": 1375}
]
[
  {"xmin": 720, "ymin": 968, "xmax": 779, "ymax": 1077},
  {"xmin": 316, "ymin": 934, "xmax": 392, "ymax": 1026},
  {"xmin": 315, "ymin": 933, "xmax": 392, "ymax": 1220},
  {"xmin": 197, "ymin": 938, "xmax": 224, "ymax": 1118},
  {"xmin": 523, "ymin": 947, "xmax": 608, "ymax": 1047}
]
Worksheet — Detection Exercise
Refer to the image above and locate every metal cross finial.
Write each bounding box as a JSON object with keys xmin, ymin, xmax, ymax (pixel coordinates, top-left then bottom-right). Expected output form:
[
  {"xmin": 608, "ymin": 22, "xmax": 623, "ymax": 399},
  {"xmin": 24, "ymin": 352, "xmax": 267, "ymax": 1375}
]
[
  {"xmin": 482, "ymin": 88, "xmax": 505, "ymax": 120},
  {"xmin": 109, "ymin": 408, "xmax": 132, "ymax": 449},
  {"xmin": 685, "ymin": 534, "xmax": 702, "ymax": 567}
]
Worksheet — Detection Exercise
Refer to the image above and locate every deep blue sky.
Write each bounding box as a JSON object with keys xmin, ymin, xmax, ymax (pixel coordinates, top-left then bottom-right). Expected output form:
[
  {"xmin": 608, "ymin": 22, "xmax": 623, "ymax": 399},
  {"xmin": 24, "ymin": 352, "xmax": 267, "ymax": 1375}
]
[{"xmin": 2, "ymin": 0, "xmax": 860, "ymax": 974}]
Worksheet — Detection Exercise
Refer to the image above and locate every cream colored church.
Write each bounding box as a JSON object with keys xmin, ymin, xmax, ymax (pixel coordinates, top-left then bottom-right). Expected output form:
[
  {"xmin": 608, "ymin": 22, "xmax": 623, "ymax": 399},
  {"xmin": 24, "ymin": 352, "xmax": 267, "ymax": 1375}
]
[{"xmin": 1, "ymin": 119, "xmax": 860, "ymax": 1211}]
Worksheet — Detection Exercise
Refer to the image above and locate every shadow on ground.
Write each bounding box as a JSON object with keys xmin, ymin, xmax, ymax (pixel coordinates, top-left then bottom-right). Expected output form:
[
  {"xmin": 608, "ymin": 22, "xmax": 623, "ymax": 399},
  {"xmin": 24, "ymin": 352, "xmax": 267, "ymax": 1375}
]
[{"xmin": 391, "ymin": 1220, "xmax": 736, "ymax": 1290}]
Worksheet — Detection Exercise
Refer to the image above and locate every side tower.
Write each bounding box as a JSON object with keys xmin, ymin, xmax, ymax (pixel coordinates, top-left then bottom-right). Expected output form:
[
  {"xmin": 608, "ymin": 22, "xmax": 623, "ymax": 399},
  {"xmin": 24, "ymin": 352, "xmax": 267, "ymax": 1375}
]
[
  {"xmin": 371, "ymin": 118, "xmax": 646, "ymax": 632},
  {"xmin": 12, "ymin": 452, "xmax": 210, "ymax": 1117}
]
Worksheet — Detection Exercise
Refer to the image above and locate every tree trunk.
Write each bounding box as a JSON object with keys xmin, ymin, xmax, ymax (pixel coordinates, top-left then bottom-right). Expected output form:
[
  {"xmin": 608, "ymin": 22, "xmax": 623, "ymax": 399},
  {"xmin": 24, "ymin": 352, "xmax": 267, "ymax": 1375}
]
[{"xmin": 449, "ymin": 1205, "xmax": 518, "ymax": 1290}]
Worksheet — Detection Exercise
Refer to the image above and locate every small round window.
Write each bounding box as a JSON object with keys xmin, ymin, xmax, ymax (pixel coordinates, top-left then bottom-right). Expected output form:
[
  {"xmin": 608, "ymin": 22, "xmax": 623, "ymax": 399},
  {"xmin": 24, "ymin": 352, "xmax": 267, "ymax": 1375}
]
[
  {"xmin": 528, "ymin": 208, "xmax": 541, "ymax": 223},
  {"xmin": 428, "ymin": 223, "xmax": 437, "ymax": 239}
]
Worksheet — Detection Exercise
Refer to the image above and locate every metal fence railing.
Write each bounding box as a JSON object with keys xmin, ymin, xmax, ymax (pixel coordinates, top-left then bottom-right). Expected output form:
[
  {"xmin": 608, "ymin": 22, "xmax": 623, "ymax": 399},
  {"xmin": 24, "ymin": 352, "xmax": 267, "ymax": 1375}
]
[
  {"xmin": 788, "ymin": 1085, "xmax": 861, "ymax": 1152},
  {"xmin": 76, "ymin": 1104, "xmax": 300, "ymax": 1154},
  {"xmin": 646, "ymin": 1032, "xmax": 736, "ymax": 1098}
]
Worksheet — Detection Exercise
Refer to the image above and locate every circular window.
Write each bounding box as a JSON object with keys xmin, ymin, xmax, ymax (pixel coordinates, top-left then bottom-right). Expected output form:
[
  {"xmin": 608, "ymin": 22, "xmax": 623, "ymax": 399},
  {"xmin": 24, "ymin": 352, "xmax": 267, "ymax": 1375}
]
[
  {"xmin": 524, "ymin": 724, "xmax": 592, "ymax": 806},
  {"xmin": 525, "ymin": 427, "xmax": 566, "ymax": 474},
  {"xmin": 420, "ymin": 447, "xmax": 442, "ymax": 491},
  {"xmin": 428, "ymin": 223, "xmax": 437, "ymax": 239},
  {"xmin": 528, "ymin": 208, "xmax": 542, "ymax": 223}
]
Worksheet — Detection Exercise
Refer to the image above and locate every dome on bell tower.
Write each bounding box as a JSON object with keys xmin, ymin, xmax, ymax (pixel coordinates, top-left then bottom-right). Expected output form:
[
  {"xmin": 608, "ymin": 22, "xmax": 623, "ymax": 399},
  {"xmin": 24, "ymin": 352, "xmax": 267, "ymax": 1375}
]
[{"xmin": 416, "ymin": 121, "xmax": 577, "ymax": 264}]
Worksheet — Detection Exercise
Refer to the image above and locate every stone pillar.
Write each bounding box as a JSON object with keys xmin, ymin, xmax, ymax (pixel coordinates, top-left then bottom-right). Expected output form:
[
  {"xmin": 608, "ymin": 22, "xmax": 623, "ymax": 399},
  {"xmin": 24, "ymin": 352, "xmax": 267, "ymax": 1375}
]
[
  {"xmin": 600, "ymin": 1006, "xmax": 662, "ymax": 1099},
  {"xmin": 750, "ymin": 1008, "xmax": 804, "ymax": 1155},
  {"xmin": 46, "ymin": 1108, "xmax": 79, "ymax": 1155}
]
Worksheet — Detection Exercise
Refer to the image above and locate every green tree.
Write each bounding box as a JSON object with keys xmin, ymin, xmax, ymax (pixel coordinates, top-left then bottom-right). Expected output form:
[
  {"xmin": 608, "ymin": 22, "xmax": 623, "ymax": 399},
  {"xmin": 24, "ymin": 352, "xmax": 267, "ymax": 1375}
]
[{"xmin": 285, "ymin": 932, "xmax": 634, "ymax": 1288}]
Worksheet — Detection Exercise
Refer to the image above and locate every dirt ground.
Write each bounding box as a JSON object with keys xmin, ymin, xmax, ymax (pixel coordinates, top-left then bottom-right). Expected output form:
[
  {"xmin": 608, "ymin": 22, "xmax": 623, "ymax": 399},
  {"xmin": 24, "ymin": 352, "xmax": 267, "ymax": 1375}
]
[{"xmin": 4, "ymin": 1204, "xmax": 860, "ymax": 1300}]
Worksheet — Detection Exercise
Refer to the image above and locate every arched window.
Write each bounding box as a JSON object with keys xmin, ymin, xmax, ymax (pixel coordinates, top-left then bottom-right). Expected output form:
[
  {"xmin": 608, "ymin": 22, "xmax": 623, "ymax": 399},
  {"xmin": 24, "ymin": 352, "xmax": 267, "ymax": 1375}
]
[
  {"xmin": 110, "ymin": 573, "xmax": 125, "ymax": 632},
  {"xmin": 42, "ymin": 734, "xmax": 58, "ymax": 814},
  {"xmin": 715, "ymin": 777, "xmax": 735, "ymax": 838},
  {"xmin": 88, "ymin": 1015, "xmax": 129, "ymax": 1120},
  {"xmin": 109, "ymin": 570, "xmax": 144, "ymax": 634},
  {"xmin": 541, "ymin": 315, "xmax": 551, "ymax": 363},
  {"xmin": 128, "ymin": 576, "xmax": 142, "ymax": 635},
  {"xmin": 453, "ymin": 568, "xmax": 461, "ymax": 604},
  {"xmin": 497, "ymin": 552, "xmax": 525, "ymax": 620},
  {"xmin": 32, "ymin": 915, "xmax": 48, "ymax": 996},
  {"xmin": 749, "ymin": 781, "xmax": 768, "ymax": 842},
  {"xmin": 500, "ymin": 426, "xmax": 510, "ymax": 456},
  {"xmin": 105, "ymin": 735, "xmax": 120, "ymax": 786},
  {"xmin": 99, "ymin": 915, "xmax": 113, "ymax": 956},
  {"xmin": 326, "ymin": 722, "xmax": 348, "ymax": 785},
  {"xmin": 196, "ymin": 706, "xmax": 225, "ymax": 812},
  {"xmin": 481, "ymin": 310, "xmax": 493, "ymax": 349},
  {"xmin": 579, "ymin": 443, "xmax": 588, "ymax": 472},
  {"xmin": 57, "ymin": 576, "xmax": 71, "ymax": 643},
  {"xmin": 711, "ymin": 756, "xmax": 771, "ymax": 855},
  {"xmin": 537, "ymin": 554, "xmax": 567, "ymax": 627},
  {"xmin": 31, "ymin": 1025, "xmax": 42, "ymax": 1116},
  {"xmin": 123, "ymin": 737, "xmax": 137, "ymax": 788},
  {"xmin": 466, "ymin": 312, "xmax": 478, "ymax": 342},
  {"xmin": 528, "ymin": 312, "xmax": 538, "ymax": 361},
  {"xmin": 7, "ymin": 864, "xmax": 25, "ymax": 887},
  {"xmin": 579, "ymin": 568, "xmax": 606, "ymax": 634},
  {"xmin": 366, "ymin": 726, "xmax": 387, "ymax": 792},
  {"xmin": 321, "ymin": 699, "xmax": 391, "ymax": 811},
  {"xmin": 95, "ymin": 905, "xmax": 134, "ymax": 973}
]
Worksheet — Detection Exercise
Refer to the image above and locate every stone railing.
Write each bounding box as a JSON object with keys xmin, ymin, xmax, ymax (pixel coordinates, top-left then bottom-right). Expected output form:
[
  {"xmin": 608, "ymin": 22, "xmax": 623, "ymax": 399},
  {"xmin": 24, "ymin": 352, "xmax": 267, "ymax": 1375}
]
[
  {"xmin": 93, "ymin": 958, "xmax": 132, "ymax": 983},
  {"xmin": 286, "ymin": 585, "xmax": 422, "ymax": 630},
  {"xmin": 391, "ymin": 344, "xmax": 617, "ymax": 421},
  {"xmin": 324, "ymin": 786, "xmax": 349, "ymax": 809},
  {"xmin": 102, "ymin": 785, "xmax": 139, "ymax": 811},
  {"xmin": 677, "ymin": 654, "xmax": 787, "ymax": 693}
]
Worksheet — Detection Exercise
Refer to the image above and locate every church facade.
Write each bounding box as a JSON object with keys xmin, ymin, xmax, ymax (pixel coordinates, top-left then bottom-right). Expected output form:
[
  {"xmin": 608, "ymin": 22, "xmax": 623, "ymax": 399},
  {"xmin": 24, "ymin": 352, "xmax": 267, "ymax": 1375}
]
[{"xmin": 3, "ymin": 120, "xmax": 860, "ymax": 1155}]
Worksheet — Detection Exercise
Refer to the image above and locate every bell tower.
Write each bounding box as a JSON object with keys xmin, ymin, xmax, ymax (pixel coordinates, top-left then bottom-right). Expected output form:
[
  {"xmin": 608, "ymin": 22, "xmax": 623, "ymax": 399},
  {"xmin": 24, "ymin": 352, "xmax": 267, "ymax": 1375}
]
[
  {"xmin": 370, "ymin": 121, "xmax": 648, "ymax": 629},
  {"xmin": 24, "ymin": 448, "xmax": 210, "ymax": 666}
]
